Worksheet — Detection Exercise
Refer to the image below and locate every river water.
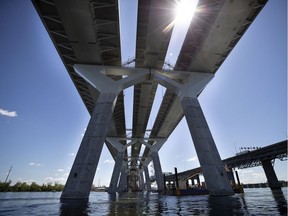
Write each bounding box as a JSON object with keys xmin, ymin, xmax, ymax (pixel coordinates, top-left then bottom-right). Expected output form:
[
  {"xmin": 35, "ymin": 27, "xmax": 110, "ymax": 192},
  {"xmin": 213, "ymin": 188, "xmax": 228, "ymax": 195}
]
[{"xmin": 0, "ymin": 188, "xmax": 287, "ymax": 215}]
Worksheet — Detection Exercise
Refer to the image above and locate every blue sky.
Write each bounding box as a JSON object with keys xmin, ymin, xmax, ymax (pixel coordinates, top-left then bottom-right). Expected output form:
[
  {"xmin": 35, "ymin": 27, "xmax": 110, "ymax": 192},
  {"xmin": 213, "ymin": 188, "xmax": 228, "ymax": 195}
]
[{"xmin": 0, "ymin": 0, "xmax": 287, "ymax": 187}]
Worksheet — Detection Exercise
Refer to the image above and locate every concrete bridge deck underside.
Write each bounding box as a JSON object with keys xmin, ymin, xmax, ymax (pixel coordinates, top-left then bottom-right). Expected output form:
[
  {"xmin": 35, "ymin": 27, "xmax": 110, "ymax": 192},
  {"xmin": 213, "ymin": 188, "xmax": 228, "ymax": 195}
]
[{"xmin": 32, "ymin": 0, "xmax": 268, "ymax": 199}]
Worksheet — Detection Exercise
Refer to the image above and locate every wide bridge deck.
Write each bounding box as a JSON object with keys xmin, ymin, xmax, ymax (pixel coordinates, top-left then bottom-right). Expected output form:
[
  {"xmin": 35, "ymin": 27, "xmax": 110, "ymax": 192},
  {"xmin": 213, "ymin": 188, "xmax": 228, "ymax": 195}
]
[{"xmin": 32, "ymin": 0, "xmax": 268, "ymax": 165}]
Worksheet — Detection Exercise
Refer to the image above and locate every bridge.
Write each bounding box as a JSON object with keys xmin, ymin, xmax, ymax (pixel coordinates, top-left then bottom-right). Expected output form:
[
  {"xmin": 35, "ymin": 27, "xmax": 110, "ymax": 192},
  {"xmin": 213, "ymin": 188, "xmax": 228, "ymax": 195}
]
[
  {"xmin": 164, "ymin": 140, "xmax": 287, "ymax": 189},
  {"xmin": 32, "ymin": 0, "xmax": 269, "ymax": 199}
]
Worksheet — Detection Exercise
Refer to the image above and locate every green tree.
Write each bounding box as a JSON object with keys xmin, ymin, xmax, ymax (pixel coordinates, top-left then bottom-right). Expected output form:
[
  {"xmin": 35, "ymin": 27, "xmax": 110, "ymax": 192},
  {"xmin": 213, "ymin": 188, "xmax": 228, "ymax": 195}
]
[
  {"xmin": 19, "ymin": 182, "xmax": 29, "ymax": 191},
  {"xmin": 30, "ymin": 182, "xmax": 41, "ymax": 191},
  {"xmin": 11, "ymin": 181, "xmax": 22, "ymax": 192},
  {"xmin": 0, "ymin": 180, "xmax": 12, "ymax": 192}
]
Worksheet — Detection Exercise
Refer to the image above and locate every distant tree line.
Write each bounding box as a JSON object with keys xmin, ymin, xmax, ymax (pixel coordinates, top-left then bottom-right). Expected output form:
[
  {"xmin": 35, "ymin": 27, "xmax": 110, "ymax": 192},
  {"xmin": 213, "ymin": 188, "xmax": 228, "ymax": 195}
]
[{"xmin": 0, "ymin": 180, "xmax": 64, "ymax": 192}]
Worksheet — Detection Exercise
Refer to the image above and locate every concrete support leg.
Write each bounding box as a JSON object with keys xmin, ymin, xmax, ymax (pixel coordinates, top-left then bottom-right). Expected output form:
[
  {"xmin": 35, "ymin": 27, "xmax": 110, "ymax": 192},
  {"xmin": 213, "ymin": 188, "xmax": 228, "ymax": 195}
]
[
  {"xmin": 117, "ymin": 164, "xmax": 128, "ymax": 192},
  {"xmin": 144, "ymin": 165, "xmax": 151, "ymax": 191},
  {"xmin": 153, "ymin": 70, "xmax": 234, "ymax": 196},
  {"xmin": 181, "ymin": 97, "xmax": 234, "ymax": 195},
  {"xmin": 151, "ymin": 152, "xmax": 164, "ymax": 191},
  {"xmin": 139, "ymin": 170, "xmax": 144, "ymax": 190},
  {"xmin": 226, "ymin": 168, "xmax": 236, "ymax": 186},
  {"xmin": 61, "ymin": 93, "xmax": 117, "ymax": 199},
  {"xmin": 61, "ymin": 65, "xmax": 148, "ymax": 199},
  {"xmin": 196, "ymin": 174, "xmax": 200, "ymax": 185},
  {"xmin": 261, "ymin": 160, "xmax": 281, "ymax": 189},
  {"xmin": 108, "ymin": 152, "xmax": 125, "ymax": 193}
]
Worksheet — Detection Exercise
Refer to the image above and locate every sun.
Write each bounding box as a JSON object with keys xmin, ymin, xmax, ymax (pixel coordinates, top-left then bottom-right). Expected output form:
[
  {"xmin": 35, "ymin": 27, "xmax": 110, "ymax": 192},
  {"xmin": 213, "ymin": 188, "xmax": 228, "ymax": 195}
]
[
  {"xmin": 175, "ymin": 0, "xmax": 198, "ymax": 25},
  {"xmin": 163, "ymin": 0, "xmax": 199, "ymax": 33}
]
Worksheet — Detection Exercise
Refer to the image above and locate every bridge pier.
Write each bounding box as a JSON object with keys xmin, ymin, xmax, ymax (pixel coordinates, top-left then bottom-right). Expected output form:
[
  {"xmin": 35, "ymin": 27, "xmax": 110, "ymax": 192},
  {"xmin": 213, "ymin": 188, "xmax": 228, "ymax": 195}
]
[
  {"xmin": 108, "ymin": 151, "xmax": 125, "ymax": 193},
  {"xmin": 261, "ymin": 159, "xmax": 281, "ymax": 189},
  {"xmin": 117, "ymin": 163, "xmax": 128, "ymax": 192},
  {"xmin": 61, "ymin": 92, "xmax": 117, "ymax": 199},
  {"xmin": 151, "ymin": 152, "xmax": 164, "ymax": 191},
  {"xmin": 182, "ymin": 97, "xmax": 234, "ymax": 195},
  {"xmin": 139, "ymin": 170, "xmax": 145, "ymax": 190},
  {"xmin": 142, "ymin": 138, "xmax": 166, "ymax": 191},
  {"xmin": 61, "ymin": 65, "xmax": 148, "ymax": 199},
  {"xmin": 153, "ymin": 70, "xmax": 234, "ymax": 196},
  {"xmin": 144, "ymin": 165, "xmax": 151, "ymax": 191}
]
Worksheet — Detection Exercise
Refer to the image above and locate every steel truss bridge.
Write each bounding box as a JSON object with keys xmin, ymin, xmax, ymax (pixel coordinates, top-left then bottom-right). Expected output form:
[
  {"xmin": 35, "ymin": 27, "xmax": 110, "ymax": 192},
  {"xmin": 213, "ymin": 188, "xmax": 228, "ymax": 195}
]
[{"xmin": 165, "ymin": 140, "xmax": 287, "ymax": 182}]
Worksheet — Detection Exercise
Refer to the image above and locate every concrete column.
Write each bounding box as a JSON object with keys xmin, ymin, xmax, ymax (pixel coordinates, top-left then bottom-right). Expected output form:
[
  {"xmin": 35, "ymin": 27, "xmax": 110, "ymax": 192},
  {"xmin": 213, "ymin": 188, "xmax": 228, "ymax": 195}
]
[
  {"xmin": 141, "ymin": 138, "xmax": 166, "ymax": 192},
  {"xmin": 195, "ymin": 174, "xmax": 200, "ymax": 185},
  {"xmin": 139, "ymin": 170, "xmax": 144, "ymax": 190},
  {"xmin": 108, "ymin": 151, "xmax": 125, "ymax": 193},
  {"xmin": 117, "ymin": 164, "xmax": 128, "ymax": 192},
  {"xmin": 181, "ymin": 97, "xmax": 234, "ymax": 195},
  {"xmin": 153, "ymin": 70, "xmax": 234, "ymax": 195},
  {"xmin": 61, "ymin": 65, "xmax": 148, "ymax": 199},
  {"xmin": 226, "ymin": 168, "xmax": 236, "ymax": 186},
  {"xmin": 144, "ymin": 165, "xmax": 151, "ymax": 191},
  {"xmin": 261, "ymin": 159, "xmax": 281, "ymax": 189},
  {"xmin": 151, "ymin": 152, "xmax": 164, "ymax": 191},
  {"xmin": 61, "ymin": 93, "xmax": 117, "ymax": 199}
]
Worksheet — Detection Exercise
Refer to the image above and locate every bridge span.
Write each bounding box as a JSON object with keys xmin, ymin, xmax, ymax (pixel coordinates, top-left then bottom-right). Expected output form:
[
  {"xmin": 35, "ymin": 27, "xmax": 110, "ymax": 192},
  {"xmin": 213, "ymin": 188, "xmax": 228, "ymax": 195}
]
[
  {"xmin": 164, "ymin": 140, "xmax": 287, "ymax": 189},
  {"xmin": 33, "ymin": 0, "xmax": 269, "ymax": 199}
]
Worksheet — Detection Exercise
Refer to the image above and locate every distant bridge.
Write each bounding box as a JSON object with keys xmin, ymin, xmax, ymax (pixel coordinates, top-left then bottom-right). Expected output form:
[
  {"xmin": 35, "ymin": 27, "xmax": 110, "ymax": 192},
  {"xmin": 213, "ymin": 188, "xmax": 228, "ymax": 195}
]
[
  {"xmin": 223, "ymin": 140, "xmax": 287, "ymax": 169},
  {"xmin": 164, "ymin": 140, "xmax": 287, "ymax": 189}
]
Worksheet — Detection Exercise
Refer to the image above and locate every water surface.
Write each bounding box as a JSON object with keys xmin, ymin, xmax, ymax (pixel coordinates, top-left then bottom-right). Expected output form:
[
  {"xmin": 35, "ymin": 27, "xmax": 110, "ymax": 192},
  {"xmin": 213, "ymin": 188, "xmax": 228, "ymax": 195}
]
[{"xmin": 0, "ymin": 188, "xmax": 287, "ymax": 215}]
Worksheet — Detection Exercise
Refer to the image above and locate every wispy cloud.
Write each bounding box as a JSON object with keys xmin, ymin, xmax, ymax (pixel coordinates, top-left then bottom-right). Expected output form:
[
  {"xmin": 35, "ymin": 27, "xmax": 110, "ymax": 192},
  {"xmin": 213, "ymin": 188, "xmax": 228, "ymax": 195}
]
[
  {"xmin": 0, "ymin": 108, "xmax": 17, "ymax": 117},
  {"xmin": 236, "ymin": 169, "xmax": 266, "ymax": 184},
  {"xmin": 67, "ymin": 153, "xmax": 75, "ymax": 156},
  {"xmin": 57, "ymin": 168, "xmax": 64, "ymax": 172},
  {"xmin": 186, "ymin": 156, "xmax": 197, "ymax": 162},
  {"xmin": 45, "ymin": 176, "xmax": 66, "ymax": 183},
  {"xmin": 103, "ymin": 159, "xmax": 114, "ymax": 164},
  {"xmin": 28, "ymin": 162, "xmax": 41, "ymax": 167}
]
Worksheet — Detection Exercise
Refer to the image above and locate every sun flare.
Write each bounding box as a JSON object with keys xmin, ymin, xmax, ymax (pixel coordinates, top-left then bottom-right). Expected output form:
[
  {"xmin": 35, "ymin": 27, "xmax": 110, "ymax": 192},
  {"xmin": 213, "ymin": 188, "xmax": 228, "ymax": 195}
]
[
  {"xmin": 175, "ymin": 0, "xmax": 198, "ymax": 25},
  {"xmin": 163, "ymin": 0, "xmax": 198, "ymax": 33}
]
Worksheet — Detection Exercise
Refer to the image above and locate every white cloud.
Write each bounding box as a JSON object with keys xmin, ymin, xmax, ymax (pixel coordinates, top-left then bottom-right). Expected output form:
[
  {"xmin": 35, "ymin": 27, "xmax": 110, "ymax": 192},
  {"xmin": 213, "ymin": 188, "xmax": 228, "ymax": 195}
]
[
  {"xmin": 186, "ymin": 156, "xmax": 197, "ymax": 162},
  {"xmin": 28, "ymin": 162, "xmax": 41, "ymax": 167},
  {"xmin": 45, "ymin": 177, "xmax": 66, "ymax": 184},
  {"xmin": 57, "ymin": 168, "xmax": 64, "ymax": 172},
  {"xmin": 0, "ymin": 108, "xmax": 17, "ymax": 117},
  {"xmin": 103, "ymin": 159, "xmax": 114, "ymax": 164},
  {"xmin": 236, "ymin": 168, "xmax": 267, "ymax": 184},
  {"xmin": 67, "ymin": 153, "xmax": 75, "ymax": 156}
]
